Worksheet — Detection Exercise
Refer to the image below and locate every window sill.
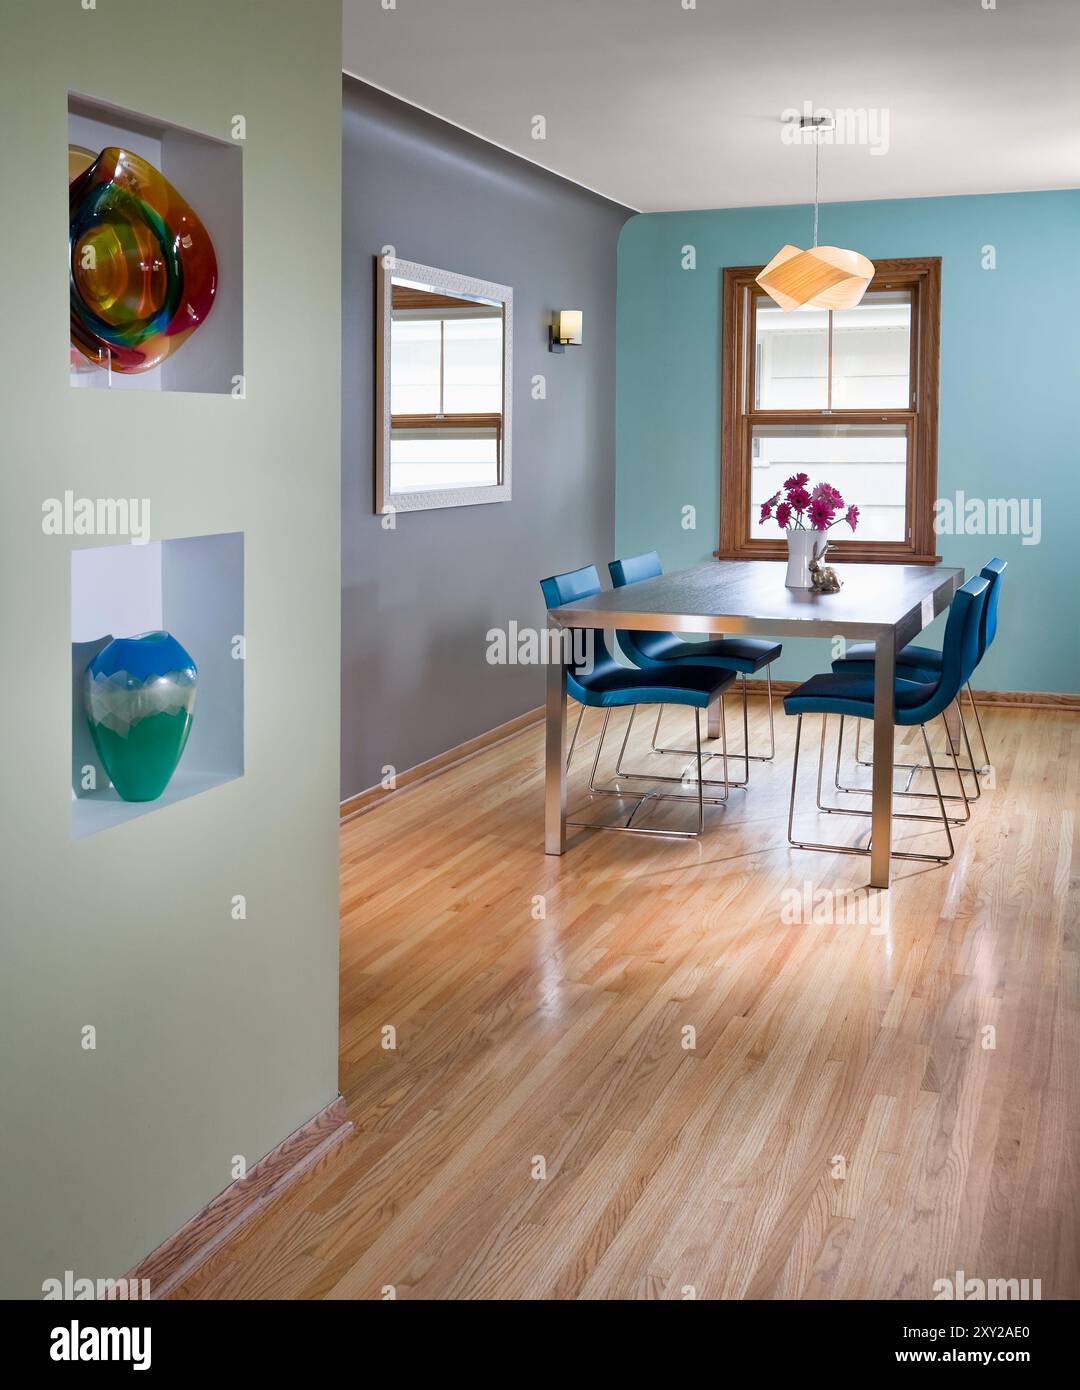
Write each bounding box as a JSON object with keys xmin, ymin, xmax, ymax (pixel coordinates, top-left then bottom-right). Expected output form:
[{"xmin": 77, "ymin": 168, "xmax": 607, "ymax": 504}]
[{"xmin": 713, "ymin": 547, "xmax": 943, "ymax": 566}]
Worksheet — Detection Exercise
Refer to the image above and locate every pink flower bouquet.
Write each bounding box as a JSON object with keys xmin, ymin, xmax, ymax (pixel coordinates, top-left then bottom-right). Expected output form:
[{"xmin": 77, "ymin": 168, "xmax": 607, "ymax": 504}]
[{"xmin": 760, "ymin": 474, "xmax": 859, "ymax": 533}]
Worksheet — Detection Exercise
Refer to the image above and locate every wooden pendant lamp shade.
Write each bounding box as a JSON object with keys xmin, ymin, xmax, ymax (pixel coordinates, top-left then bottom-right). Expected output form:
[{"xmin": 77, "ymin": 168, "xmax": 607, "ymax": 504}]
[
  {"xmin": 756, "ymin": 113, "xmax": 874, "ymax": 311},
  {"xmin": 756, "ymin": 243, "xmax": 875, "ymax": 311}
]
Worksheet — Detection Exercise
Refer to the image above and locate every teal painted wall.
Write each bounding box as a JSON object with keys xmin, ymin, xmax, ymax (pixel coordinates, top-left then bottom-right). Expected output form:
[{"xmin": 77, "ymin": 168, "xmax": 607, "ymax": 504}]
[{"xmin": 616, "ymin": 190, "xmax": 1080, "ymax": 692}]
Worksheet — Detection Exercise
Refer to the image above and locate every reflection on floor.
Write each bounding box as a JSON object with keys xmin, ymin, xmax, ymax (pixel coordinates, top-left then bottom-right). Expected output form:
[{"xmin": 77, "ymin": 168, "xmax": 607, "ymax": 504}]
[{"xmin": 173, "ymin": 700, "xmax": 1080, "ymax": 1300}]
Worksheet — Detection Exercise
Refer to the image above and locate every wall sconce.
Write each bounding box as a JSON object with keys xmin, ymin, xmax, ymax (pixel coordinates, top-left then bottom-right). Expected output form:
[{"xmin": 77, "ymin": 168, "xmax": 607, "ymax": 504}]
[{"xmin": 549, "ymin": 309, "xmax": 583, "ymax": 353}]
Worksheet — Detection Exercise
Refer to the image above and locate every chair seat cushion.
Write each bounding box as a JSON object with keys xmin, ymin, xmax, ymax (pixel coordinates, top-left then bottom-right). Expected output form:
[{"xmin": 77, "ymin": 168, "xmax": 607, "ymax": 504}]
[
  {"xmin": 574, "ymin": 663, "xmax": 736, "ymax": 710},
  {"xmin": 646, "ymin": 634, "xmax": 782, "ymax": 673},
  {"xmin": 837, "ymin": 641, "xmax": 944, "ymax": 674},
  {"xmin": 784, "ymin": 671, "xmax": 937, "ymax": 725}
]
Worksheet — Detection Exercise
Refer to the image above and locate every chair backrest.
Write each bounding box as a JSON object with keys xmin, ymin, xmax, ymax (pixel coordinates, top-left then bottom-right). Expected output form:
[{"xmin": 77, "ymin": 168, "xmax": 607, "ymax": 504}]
[
  {"xmin": 912, "ymin": 575, "xmax": 989, "ymax": 722},
  {"xmin": 606, "ymin": 551, "xmax": 676, "ymax": 666},
  {"xmin": 608, "ymin": 550, "xmax": 662, "ymax": 589},
  {"xmin": 538, "ymin": 566, "xmax": 615, "ymax": 690},
  {"xmin": 540, "ymin": 564, "xmax": 602, "ymax": 612},
  {"xmin": 978, "ymin": 558, "xmax": 1007, "ymax": 658}
]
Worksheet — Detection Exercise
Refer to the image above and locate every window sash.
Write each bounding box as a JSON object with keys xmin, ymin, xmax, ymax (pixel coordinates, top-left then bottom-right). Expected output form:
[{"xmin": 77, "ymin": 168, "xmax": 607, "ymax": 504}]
[
  {"xmin": 749, "ymin": 421, "xmax": 911, "ymax": 544},
  {"xmin": 750, "ymin": 289, "xmax": 916, "ymax": 415}
]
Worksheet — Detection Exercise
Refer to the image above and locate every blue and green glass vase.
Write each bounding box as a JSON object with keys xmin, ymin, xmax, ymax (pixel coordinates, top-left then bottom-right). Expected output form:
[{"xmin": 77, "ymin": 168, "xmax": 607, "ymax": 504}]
[{"xmin": 84, "ymin": 631, "xmax": 198, "ymax": 802}]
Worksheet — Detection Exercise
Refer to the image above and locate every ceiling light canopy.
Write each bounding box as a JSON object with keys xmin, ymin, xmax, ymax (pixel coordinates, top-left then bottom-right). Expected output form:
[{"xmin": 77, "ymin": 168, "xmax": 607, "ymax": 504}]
[{"xmin": 757, "ymin": 115, "xmax": 873, "ymax": 311}]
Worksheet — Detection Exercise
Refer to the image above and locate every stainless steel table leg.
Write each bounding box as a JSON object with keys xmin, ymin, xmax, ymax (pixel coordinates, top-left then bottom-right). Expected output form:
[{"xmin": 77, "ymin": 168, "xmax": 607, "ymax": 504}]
[
  {"xmin": 870, "ymin": 633, "xmax": 896, "ymax": 888},
  {"xmin": 545, "ymin": 653, "xmax": 568, "ymax": 854},
  {"xmin": 707, "ymin": 693, "xmax": 721, "ymax": 741}
]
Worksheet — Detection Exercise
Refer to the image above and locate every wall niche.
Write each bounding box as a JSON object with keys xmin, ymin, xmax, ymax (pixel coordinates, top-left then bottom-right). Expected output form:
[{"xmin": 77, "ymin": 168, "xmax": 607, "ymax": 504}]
[
  {"xmin": 71, "ymin": 532, "xmax": 245, "ymax": 839},
  {"xmin": 68, "ymin": 92, "xmax": 243, "ymax": 395}
]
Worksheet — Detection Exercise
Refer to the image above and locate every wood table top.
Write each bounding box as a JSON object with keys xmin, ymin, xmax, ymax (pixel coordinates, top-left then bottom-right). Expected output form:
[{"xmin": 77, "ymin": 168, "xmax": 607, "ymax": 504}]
[{"xmin": 548, "ymin": 560, "xmax": 964, "ymax": 643}]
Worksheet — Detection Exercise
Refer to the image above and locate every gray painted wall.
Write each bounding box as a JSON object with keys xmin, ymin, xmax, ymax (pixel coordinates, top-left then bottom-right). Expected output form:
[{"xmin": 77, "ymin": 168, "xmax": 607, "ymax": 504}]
[
  {"xmin": 341, "ymin": 78, "xmax": 631, "ymax": 799},
  {"xmin": 1, "ymin": 0, "xmax": 341, "ymax": 1297}
]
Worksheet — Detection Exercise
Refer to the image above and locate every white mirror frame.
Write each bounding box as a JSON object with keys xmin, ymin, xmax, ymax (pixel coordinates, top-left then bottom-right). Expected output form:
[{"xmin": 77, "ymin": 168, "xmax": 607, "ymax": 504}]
[{"xmin": 375, "ymin": 256, "xmax": 513, "ymax": 514}]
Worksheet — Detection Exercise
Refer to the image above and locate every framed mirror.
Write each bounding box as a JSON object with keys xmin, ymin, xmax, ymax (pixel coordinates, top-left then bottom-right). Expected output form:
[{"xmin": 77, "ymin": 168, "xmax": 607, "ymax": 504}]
[{"xmin": 376, "ymin": 256, "xmax": 513, "ymax": 513}]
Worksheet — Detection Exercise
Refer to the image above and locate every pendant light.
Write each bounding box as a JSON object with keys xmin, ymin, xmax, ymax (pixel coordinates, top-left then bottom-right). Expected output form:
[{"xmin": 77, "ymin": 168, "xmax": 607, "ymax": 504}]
[{"xmin": 756, "ymin": 115, "xmax": 874, "ymax": 311}]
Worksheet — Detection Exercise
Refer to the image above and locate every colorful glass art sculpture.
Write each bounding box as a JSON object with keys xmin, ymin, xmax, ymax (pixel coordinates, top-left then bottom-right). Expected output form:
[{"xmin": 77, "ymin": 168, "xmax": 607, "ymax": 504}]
[
  {"xmin": 69, "ymin": 147, "xmax": 217, "ymax": 373},
  {"xmin": 84, "ymin": 632, "xmax": 198, "ymax": 801}
]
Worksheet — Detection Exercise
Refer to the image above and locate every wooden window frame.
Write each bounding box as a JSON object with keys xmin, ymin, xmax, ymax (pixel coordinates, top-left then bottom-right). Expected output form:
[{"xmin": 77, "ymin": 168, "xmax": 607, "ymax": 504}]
[{"xmin": 717, "ymin": 256, "xmax": 941, "ymax": 564}]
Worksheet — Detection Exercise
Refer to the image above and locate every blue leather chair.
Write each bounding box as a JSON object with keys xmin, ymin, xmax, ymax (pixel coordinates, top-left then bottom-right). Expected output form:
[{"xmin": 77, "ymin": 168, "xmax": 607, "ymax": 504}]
[
  {"xmin": 608, "ymin": 550, "xmax": 783, "ymax": 779},
  {"xmin": 831, "ymin": 559, "xmax": 1006, "ymax": 780},
  {"xmin": 541, "ymin": 566, "xmax": 738, "ymax": 838},
  {"xmin": 784, "ymin": 576, "xmax": 990, "ymax": 865}
]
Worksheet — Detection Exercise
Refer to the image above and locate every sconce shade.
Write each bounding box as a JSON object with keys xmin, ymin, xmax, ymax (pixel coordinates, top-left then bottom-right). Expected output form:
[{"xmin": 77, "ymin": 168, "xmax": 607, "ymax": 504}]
[
  {"xmin": 552, "ymin": 309, "xmax": 583, "ymax": 345},
  {"xmin": 756, "ymin": 244, "xmax": 874, "ymax": 311}
]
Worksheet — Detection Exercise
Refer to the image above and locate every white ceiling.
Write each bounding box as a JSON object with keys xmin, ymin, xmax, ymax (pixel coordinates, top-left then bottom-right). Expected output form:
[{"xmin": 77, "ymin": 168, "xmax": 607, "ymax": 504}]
[{"xmin": 343, "ymin": 0, "xmax": 1080, "ymax": 212}]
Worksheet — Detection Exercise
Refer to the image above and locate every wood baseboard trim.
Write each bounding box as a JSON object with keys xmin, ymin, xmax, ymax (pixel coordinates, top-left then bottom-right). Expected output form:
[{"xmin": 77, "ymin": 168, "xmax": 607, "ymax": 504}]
[
  {"xmin": 739, "ymin": 680, "xmax": 1080, "ymax": 712},
  {"xmin": 118, "ymin": 1096, "xmax": 352, "ymax": 1300},
  {"xmin": 968, "ymin": 688, "xmax": 1080, "ymax": 711},
  {"xmin": 340, "ymin": 704, "xmax": 544, "ymax": 822},
  {"xmin": 342, "ymin": 683, "xmax": 1080, "ymax": 827}
]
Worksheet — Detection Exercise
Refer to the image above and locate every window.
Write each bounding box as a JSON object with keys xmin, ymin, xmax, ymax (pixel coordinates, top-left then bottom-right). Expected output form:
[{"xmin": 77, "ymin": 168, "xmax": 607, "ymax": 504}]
[{"xmin": 719, "ymin": 258, "xmax": 941, "ymax": 562}]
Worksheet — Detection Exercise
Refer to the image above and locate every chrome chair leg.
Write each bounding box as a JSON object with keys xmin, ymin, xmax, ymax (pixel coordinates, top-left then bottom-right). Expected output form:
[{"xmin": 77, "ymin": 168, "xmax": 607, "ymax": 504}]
[
  {"xmin": 955, "ymin": 707, "xmax": 980, "ymax": 811},
  {"xmin": 897, "ymin": 697, "xmax": 988, "ymax": 787},
  {"xmin": 921, "ymin": 724, "xmax": 956, "ymax": 860},
  {"xmin": 694, "ymin": 707, "xmax": 705, "ymax": 831},
  {"xmin": 716, "ymin": 674, "xmax": 753, "ymax": 784},
  {"xmin": 653, "ymin": 665, "xmax": 777, "ymax": 765},
  {"xmin": 570, "ymin": 705, "xmax": 725, "ymax": 838},
  {"xmin": 788, "ymin": 713, "xmax": 960, "ymax": 864},
  {"xmin": 966, "ymin": 681, "xmax": 993, "ymax": 775},
  {"xmin": 613, "ymin": 704, "xmax": 637, "ymax": 778},
  {"xmin": 616, "ymin": 702, "xmax": 731, "ymax": 798},
  {"xmin": 786, "ymin": 713, "xmax": 804, "ymax": 848},
  {"xmin": 586, "ymin": 709, "xmax": 611, "ymax": 793},
  {"xmin": 854, "ymin": 699, "xmax": 984, "ymax": 788},
  {"xmin": 854, "ymin": 719, "xmax": 916, "ymax": 785},
  {"xmin": 818, "ymin": 714, "xmax": 971, "ymax": 826},
  {"xmin": 762, "ymin": 666, "xmax": 776, "ymax": 761},
  {"xmin": 649, "ymin": 681, "xmax": 754, "ymax": 788},
  {"xmin": 565, "ymin": 702, "xmax": 585, "ymax": 769},
  {"xmin": 837, "ymin": 701, "xmax": 980, "ymax": 807},
  {"xmin": 689, "ymin": 691, "xmax": 730, "ymax": 801},
  {"xmin": 787, "ymin": 714, "xmax": 869, "ymax": 859},
  {"xmin": 739, "ymin": 666, "xmax": 777, "ymax": 761},
  {"xmin": 619, "ymin": 709, "xmax": 706, "ymax": 836},
  {"xmin": 721, "ymin": 667, "xmax": 778, "ymax": 768}
]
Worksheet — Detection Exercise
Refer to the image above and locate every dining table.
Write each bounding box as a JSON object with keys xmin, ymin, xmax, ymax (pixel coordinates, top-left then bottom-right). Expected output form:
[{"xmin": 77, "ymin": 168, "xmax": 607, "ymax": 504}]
[{"xmin": 544, "ymin": 558, "xmax": 964, "ymax": 888}]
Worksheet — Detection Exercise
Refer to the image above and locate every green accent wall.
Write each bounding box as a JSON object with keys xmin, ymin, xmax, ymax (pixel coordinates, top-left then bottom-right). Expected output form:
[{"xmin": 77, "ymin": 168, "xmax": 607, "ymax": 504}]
[
  {"xmin": 0, "ymin": 0, "xmax": 342, "ymax": 1295},
  {"xmin": 616, "ymin": 190, "xmax": 1080, "ymax": 692}
]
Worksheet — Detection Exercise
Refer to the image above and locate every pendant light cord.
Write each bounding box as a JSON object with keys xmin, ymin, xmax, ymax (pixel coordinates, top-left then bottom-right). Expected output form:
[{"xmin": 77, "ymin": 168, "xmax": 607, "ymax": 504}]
[{"xmin": 813, "ymin": 130, "xmax": 820, "ymax": 247}]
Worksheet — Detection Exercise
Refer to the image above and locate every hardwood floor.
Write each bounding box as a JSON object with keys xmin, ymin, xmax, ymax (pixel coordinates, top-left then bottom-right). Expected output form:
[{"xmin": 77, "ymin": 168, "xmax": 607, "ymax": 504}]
[{"xmin": 172, "ymin": 700, "xmax": 1080, "ymax": 1299}]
